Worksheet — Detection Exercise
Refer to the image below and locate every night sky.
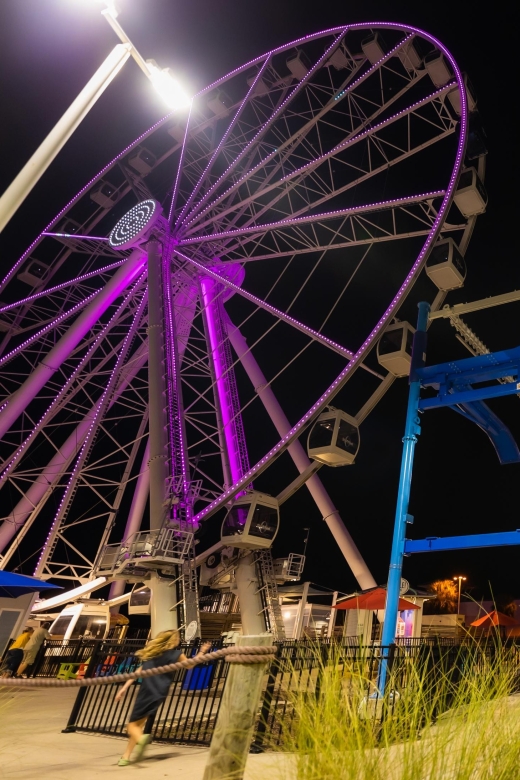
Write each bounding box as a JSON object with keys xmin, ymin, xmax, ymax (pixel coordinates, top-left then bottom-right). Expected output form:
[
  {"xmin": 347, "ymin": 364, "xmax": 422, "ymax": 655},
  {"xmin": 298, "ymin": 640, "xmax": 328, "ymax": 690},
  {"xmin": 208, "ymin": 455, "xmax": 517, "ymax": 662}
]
[{"xmin": 0, "ymin": 0, "xmax": 518, "ymax": 601}]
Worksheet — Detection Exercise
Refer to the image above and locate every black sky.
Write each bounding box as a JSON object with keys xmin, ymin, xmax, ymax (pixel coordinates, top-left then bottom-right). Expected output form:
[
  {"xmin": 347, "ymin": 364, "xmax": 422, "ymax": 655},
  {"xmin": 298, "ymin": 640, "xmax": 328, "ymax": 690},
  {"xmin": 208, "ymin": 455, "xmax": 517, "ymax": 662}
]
[{"xmin": 0, "ymin": 0, "xmax": 518, "ymax": 599}]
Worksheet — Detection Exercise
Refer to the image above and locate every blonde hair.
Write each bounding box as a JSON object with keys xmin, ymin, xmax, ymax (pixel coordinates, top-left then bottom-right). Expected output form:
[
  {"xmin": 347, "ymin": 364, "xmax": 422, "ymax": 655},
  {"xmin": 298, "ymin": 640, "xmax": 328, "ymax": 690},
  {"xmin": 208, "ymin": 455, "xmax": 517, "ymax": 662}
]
[{"xmin": 136, "ymin": 629, "xmax": 180, "ymax": 661}]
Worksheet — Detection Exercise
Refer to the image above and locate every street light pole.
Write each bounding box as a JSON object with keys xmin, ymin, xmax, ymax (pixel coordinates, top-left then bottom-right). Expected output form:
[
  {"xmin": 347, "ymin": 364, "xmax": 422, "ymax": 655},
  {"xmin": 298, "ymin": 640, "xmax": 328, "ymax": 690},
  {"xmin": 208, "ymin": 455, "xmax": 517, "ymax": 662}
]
[
  {"xmin": 454, "ymin": 575, "xmax": 467, "ymax": 614},
  {"xmin": 0, "ymin": 3, "xmax": 189, "ymax": 234},
  {"xmin": 0, "ymin": 42, "xmax": 132, "ymax": 234}
]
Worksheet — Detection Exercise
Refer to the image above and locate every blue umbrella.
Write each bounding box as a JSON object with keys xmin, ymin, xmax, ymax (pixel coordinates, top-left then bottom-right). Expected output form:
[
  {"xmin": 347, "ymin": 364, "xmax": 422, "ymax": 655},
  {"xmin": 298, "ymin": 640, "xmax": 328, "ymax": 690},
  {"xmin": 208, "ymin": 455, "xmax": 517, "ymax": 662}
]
[{"xmin": 0, "ymin": 570, "xmax": 62, "ymax": 599}]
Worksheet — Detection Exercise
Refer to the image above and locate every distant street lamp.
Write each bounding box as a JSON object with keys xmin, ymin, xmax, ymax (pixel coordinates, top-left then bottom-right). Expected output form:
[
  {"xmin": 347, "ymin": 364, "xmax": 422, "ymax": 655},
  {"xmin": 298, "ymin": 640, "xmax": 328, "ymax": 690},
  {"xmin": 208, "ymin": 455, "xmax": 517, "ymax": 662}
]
[
  {"xmin": 0, "ymin": 1, "xmax": 190, "ymax": 233},
  {"xmin": 453, "ymin": 575, "xmax": 467, "ymax": 614}
]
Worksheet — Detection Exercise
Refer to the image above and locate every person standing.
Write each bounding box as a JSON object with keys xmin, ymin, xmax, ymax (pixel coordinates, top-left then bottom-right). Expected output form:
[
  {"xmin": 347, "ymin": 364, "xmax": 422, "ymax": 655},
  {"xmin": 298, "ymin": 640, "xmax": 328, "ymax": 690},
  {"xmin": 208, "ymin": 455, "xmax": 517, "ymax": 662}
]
[
  {"xmin": 17, "ymin": 621, "xmax": 51, "ymax": 677},
  {"xmin": 0, "ymin": 627, "xmax": 33, "ymax": 677},
  {"xmin": 114, "ymin": 630, "xmax": 211, "ymax": 766}
]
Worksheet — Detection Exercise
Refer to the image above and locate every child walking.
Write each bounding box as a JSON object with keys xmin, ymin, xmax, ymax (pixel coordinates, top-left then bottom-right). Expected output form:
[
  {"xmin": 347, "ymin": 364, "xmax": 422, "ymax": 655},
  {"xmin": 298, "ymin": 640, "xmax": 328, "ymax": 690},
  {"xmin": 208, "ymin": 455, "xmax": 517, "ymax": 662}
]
[{"xmin": 115, "ymin": 629, "xmax": 211, "ymax": 766}]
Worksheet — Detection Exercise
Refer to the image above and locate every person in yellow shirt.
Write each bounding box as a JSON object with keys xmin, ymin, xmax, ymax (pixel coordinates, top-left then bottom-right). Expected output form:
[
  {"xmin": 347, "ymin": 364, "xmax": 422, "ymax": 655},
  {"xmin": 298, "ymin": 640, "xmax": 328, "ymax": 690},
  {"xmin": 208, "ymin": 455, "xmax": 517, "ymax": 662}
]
[{"xmin": 0, "ymin": 627, "xmax": 33, "ymax": 677}]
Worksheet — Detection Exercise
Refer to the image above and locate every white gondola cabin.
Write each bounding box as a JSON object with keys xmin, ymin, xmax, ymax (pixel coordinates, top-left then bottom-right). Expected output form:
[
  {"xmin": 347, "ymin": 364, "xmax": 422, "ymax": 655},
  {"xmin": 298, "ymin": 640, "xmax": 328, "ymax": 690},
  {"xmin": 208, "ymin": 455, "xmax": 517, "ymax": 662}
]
[
  {"xmin": 377, "ymin": 321, "xmax": 415, "ymax": 377},
  {"xmin": 426, "ymin": 238, "xmax": 466, "ymax": 291},
  {"xmin": 128, "ymin": 147, "xmax": 156, "ymax": 175},
  {"xmin": 307, "ymin": 409, "xmax": 360, "ymax": 466},
  {"xmin": 207, "ymin": 90, "xmax": 233, "ymax": 118},
  {"xmin": 17, "ymin": 259, "xmax": 50, "ymax": 287},
  {"xmin": 287, "ymin": 49, "xmax": 310, "ymax": 80},
  {"xmin": 221, "ymin": 492, "xmax": 279, "ymax": 549},
  {"xmin": 424, "ymin": 49, "xmax": 451, "ymax": 86},
  {"xmin": 90, "ymin": 180, "xmax": 119, "ymax": 209},
  {"xmin": 361, "ymin": 33, "xmax": 385, "ymax": 65},
  {"xmin": 453, "ymin": 167, "xmax": 487, "ymax": 217},
  {"xmin": 128, "ymin": 584, "xmax": 152, "ymax": 615},
  {"xmin": 448, "ymin": 73, "xmax": 477, "ymax": 116}
]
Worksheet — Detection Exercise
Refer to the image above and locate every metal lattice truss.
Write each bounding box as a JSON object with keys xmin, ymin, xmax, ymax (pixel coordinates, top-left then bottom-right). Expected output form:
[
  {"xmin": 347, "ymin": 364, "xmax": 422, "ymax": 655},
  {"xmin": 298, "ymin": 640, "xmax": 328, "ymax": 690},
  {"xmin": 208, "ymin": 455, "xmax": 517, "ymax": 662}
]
[{"xmin": 0, "ymin": 24, "xmax": 479, "ymax": 585}]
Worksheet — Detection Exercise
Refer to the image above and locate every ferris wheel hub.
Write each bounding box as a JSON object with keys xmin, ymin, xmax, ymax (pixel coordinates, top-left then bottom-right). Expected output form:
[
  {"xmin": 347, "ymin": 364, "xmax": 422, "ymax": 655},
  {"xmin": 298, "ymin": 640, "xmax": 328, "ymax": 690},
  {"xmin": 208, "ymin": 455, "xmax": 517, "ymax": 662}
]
[{"xmin": 109, "ymin": 198, "xmax": 164, "ymax": 250}]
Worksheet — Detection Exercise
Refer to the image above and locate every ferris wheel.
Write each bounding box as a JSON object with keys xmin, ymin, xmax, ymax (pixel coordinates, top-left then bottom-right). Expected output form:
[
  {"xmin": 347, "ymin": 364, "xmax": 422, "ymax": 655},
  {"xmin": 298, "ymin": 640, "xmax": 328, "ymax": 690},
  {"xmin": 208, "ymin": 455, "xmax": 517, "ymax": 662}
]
[{"xmin": 0, "ymin": 23, "xmax": 484, "ymax": 619}]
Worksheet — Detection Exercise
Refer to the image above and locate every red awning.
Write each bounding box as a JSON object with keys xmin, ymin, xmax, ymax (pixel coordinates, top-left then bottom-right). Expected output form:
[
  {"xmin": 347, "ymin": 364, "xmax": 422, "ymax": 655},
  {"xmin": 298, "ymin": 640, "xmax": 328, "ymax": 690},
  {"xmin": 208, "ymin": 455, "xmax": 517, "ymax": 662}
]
[{"xmin": 333, "ymin": 586, "xmax": 420, "ymax": 611}]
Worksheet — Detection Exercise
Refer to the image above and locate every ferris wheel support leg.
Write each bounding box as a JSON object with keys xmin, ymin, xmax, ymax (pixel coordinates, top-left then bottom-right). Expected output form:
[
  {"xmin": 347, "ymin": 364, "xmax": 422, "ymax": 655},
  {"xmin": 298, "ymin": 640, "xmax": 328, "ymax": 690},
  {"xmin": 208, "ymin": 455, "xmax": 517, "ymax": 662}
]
[
  {"xmin": 147, "ymin": 238, "xmax": 178, "ymax": 633},
  {"xmin": 0, "ymin": 249, "xmax": 146, "ymax": 441},
  {"xmin": 224, "ymin": 313, "xmax": 376, "ymax": 591},
  {"xmin": 233, "ymin": 553, "xmax": 268, "ymax": 635},
  {"xmin": 109, "ymin": 441, "xmax": 150, "ymax": 601}
]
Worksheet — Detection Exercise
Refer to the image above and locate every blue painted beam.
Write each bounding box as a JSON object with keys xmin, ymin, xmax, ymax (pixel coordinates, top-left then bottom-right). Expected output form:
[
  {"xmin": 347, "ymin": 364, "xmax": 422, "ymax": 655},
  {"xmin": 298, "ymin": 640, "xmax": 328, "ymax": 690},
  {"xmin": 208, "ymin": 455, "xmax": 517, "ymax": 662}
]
[
  {"xmin": 404, "ymin": 530, "xmax": 520, "ymax": 554},
  {"xmin": 451, "ymin": 399, "xmax": 520, "ymax": 464},
  {"xmin": 418, "ymin": 381, "xmax": 520, "ymax": 410},
  {"xmin": 416, "ymin": 345, "xmax": 520, "ymax": 385}
]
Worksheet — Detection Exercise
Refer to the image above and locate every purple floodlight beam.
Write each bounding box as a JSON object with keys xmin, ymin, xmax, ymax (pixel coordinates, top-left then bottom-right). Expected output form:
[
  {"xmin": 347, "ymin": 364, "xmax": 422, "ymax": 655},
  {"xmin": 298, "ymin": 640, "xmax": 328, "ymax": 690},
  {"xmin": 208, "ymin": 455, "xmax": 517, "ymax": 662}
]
[
  {"xmin": 190, "ymin": 24, "xmax": 469, "ymax": 524},
  {"xmin": 174, "ymin": 248, "xmax": 354, "ymax": 359},
  {"xmin": 178, "ymin": 191, "xmax": 446, "ymax": 245},
  {"xmin": 199, "ymin": 276, "xmax": 244, "ymax": 486}
]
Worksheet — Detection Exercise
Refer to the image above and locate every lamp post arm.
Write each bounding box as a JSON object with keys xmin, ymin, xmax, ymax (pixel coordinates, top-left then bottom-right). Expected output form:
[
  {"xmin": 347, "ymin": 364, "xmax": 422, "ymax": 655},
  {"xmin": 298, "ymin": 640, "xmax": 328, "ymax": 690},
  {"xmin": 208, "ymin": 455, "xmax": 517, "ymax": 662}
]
[
  {"xmin": 101, "ymin": 8, "xmax": 152, "ymax": 79},
  {"xmin": 0, "ymin": 42, "xmax": 132, "ymax": 234}
]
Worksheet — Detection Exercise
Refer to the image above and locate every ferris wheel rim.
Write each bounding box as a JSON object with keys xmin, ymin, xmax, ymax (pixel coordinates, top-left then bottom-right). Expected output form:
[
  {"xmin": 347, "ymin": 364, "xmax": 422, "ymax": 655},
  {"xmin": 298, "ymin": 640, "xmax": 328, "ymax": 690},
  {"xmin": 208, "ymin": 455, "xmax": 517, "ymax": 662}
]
[{"xmin": 0, "ymin": 22, "xmax": 471, "ymax": 577}]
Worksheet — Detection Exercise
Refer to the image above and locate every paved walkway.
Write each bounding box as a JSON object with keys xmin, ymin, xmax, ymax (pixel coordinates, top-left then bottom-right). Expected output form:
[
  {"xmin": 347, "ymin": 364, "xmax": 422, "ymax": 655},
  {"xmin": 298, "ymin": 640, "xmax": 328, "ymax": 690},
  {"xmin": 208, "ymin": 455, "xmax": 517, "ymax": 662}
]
[{"xmin": 0, "ymin": 687, "xmax": 294, "ymax": 780}]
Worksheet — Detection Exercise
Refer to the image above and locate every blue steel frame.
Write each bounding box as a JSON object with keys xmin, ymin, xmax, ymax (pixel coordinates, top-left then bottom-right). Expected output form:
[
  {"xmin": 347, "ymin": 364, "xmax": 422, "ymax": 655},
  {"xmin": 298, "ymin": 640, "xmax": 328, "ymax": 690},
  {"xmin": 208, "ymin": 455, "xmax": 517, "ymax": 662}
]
[{"xmin": 378, "ymin": 302, "xmax": 520, "ymax": 695}]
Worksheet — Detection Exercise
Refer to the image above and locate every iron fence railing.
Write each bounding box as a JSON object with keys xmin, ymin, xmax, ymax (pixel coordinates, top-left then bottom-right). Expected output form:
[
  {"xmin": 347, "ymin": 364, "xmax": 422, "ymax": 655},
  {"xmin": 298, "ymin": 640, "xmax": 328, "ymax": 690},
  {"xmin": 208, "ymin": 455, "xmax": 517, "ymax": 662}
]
[{"xmin": 57, "ymin": 638, "xmax": 520, "ymax": 749}]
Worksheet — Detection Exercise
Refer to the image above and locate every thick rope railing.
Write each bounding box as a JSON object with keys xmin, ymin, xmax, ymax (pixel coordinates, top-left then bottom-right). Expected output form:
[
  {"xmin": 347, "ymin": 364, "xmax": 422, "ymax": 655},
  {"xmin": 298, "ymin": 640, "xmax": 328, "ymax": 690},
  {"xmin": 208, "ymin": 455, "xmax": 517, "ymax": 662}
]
[{"xmin": 0, "ymin": 645, "xmax": 276, "ymax": 688}]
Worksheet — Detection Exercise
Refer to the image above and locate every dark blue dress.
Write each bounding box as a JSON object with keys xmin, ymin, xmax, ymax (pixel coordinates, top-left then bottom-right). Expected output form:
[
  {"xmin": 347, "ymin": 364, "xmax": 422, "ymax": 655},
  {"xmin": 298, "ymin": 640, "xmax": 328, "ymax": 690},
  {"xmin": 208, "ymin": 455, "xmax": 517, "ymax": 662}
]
[{"xmin": 129, "ymin": 647, "xmax": 182, "ymax": 721}]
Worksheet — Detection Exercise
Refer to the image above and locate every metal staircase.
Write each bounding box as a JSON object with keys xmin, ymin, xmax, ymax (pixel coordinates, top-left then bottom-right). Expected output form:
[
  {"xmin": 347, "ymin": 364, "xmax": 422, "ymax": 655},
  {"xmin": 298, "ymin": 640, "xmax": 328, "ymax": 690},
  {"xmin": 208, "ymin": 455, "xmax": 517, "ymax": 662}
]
[{"xmin": 254, "ymin": 549, "xmax": 286, "ymax": 639}]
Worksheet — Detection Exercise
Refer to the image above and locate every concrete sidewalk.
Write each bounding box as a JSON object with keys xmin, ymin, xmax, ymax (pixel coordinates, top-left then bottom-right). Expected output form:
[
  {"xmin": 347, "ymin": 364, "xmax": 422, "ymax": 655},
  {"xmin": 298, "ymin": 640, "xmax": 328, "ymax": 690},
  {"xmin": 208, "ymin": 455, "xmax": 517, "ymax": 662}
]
[{"xmin": 0, "ymin": 687, "xmax": 295, "ymax": 779}]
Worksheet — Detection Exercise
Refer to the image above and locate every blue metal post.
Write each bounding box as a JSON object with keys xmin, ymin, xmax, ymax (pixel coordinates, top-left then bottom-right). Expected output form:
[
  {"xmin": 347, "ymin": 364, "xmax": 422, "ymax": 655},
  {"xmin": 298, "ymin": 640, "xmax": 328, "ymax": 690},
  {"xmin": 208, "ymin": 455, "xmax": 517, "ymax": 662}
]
[{"xmin": 378, "ymin": 301, "xmax": 430, "ymax": 696}]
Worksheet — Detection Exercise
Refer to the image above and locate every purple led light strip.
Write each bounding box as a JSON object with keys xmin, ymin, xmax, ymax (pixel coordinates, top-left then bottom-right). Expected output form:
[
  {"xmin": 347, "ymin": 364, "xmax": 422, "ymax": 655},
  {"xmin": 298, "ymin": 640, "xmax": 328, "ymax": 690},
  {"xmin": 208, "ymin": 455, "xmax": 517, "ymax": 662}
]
[
  {"xmin": 191, "ymin": 23, "xmax": 468, "ymax": 524},
  {"xmin": 42, "ymin": 232, "xmax": 109, "ymax": 241},
  {"xmin": 182, "ymin": 82, "xmax": 455, "ymax": 235},
  {"xmin": 0, "ymin": 278, "xmax": 145, "ymax": 490},
  {"xmin": 0, "ymin": 260, "xmax": 124, "ymax": 314},
  {"xmin": 174, "ymin": 249, "xmax": 353, "ymax": 358},
  {"xmin": 168, "ymin": 101, "xmax": 193, "ymax": 226},
  {"xmin": 178, "ymin": 191, "xmax": 445, "ymax": 245},
  {"xmin": 179, "ymin": 31, "xmax": 348, "ymax": 229},
  {"xmin": 175, "ymin": 57, "xmax": 272, "ymax": 229},
  {"xmin": 199, "ymin": 277, "xmax": 244, "ymax": 486},
  {"xmin": 182, "ymin": 34, "xmax": 416, "ymax": 231},
  {"xmin": 0, "ymin": 290, "xmax": 100, "ymax": 369},
  {"xmin": 162, "ymin": 249, "xmax": 191, "ymax": 522},
  {"xmin": 34, "ymin": 284, "xmax": 148, "ymax": 575}
]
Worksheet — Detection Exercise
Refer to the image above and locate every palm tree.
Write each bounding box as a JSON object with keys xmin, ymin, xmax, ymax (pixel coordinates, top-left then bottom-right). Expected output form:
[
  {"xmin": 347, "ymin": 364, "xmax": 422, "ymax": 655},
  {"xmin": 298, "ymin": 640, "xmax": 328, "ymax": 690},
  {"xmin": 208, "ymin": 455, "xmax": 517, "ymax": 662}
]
[{"xmin": 423, "ymin": 580, "xmax": 459, "ymax": 614}]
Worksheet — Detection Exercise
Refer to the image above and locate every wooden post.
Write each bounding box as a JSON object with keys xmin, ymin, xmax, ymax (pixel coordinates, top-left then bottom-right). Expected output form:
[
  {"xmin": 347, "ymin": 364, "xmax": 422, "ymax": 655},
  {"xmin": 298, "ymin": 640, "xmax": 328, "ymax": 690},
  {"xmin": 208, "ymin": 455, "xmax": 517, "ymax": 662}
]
[{"xmin": 202, "ymin": 634, "xmax": 272, "ymax": 780}]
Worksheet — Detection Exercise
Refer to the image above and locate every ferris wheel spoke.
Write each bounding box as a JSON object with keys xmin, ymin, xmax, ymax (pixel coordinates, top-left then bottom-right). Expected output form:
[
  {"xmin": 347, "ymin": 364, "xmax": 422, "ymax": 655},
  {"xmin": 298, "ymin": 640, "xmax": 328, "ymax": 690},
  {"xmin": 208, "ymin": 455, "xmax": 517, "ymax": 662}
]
[
  {"xmin": 184, "ymin": 83, "xmax": 456, "ymax": 237},
  {"xmin": 0, "ymin": 282, "xmax": 146, "ymax": 484},
  {"xmin": 179, "ymin": 192, "xmax": 446, "ymax": 265},
  {"xmin": 181, "ymin": 33, "xmax": 420, "ymax": 230},
  {"xmin": 175, "ymin": 248, "xmax": 353, "ymax": 359},
  {"xmin": 179, "ymin": 31, "xmax": 349, "ymax": 228}
]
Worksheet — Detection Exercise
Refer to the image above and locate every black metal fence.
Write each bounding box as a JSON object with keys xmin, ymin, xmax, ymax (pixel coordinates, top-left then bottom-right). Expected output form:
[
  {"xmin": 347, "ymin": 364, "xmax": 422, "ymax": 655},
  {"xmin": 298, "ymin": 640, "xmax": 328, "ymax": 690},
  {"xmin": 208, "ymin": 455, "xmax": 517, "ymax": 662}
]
[{"xmin": 55, "ymin": 638, "xmax": 520, "ymax": 749}]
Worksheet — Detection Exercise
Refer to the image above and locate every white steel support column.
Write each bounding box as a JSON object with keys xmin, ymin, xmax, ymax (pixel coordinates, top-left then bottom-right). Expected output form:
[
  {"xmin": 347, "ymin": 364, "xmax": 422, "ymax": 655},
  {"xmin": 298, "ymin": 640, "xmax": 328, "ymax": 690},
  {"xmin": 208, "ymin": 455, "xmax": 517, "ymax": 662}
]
[
  {"xmin": 200, "ymin": 283, "xmax": 267, "ymax": 633},
  {"xmin": 146, "ymin": 238, "xmax": 177, "ymax": 633},
  {"xmin": 224, "ymin": 312, "xmax": 376, "ymax": 591},
  {"xmin": 0, "ymin": 43, "xmax": 132, "ymax": 233},
  {"xmin": 233, "ymin": 553, "xmax": 266, "ymax": 635},
  {"xmin": 0, "ymin": 249, "xmax": 146, "ymax": 440}
]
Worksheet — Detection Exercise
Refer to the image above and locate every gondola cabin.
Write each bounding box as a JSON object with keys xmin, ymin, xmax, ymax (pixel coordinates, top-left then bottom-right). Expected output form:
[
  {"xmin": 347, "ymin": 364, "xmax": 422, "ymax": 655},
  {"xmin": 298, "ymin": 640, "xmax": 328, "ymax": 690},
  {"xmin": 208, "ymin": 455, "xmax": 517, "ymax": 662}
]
[
  {"xmin": 128, "ymin": 584, "xmax": 152, "ymax": 615},
  {"xmin": 453, "ymin": 167, "xmax": 487, "ymax": 217},
  {"xmin": 426, "ymin": 238, "xmax": 466, "ymax": 291},
  {"xmin": 221, "ymin": 492, "xmax": 279, "ymax": 549},
  {"xmin": 377, "ymin": 321, "xmax": 415, "ymax": 377},
  {"xmin": 307, "ymin": 409, "xmax": 360, "ymax": 466}
]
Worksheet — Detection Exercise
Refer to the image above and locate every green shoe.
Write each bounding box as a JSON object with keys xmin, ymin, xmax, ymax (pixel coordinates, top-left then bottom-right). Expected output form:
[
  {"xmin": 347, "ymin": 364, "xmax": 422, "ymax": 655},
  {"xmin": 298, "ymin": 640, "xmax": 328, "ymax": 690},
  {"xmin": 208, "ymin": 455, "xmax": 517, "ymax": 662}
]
[
  {"xmin": 117, "ymin": 758, "xmax": 131, "ymax": 766},
  {"xmin": 133, "ymin": 733, "xmax": 152, "ymax": 762}
]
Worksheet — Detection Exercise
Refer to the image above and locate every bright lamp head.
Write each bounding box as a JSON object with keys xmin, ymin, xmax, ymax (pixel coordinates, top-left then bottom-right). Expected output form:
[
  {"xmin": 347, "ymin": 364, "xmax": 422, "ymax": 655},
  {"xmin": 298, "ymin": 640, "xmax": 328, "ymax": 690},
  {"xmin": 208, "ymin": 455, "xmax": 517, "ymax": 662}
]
[{"xmin": 146, "ymin": 60, "xmax": 191, "ymax": 111}]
